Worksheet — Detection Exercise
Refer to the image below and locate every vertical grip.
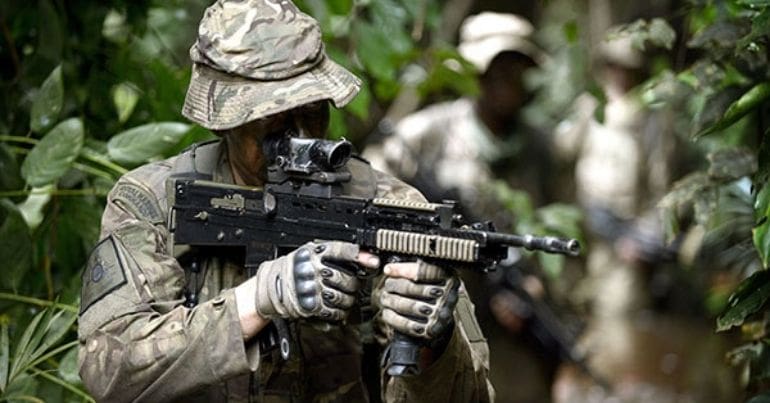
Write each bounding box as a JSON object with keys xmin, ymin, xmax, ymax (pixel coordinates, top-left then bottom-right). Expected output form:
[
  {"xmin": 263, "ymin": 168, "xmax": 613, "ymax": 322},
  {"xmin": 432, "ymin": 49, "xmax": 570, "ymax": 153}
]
[{"xmin": 384, "ymin": 331, "xmax": 422, "ymax": 376}]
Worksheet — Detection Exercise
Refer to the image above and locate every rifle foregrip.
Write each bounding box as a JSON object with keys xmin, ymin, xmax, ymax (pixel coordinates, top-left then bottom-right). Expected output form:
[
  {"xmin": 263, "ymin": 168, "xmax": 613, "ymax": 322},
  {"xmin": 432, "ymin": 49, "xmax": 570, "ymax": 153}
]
[{"xmin": 384, "ymin": 332, "xmax": 421, "ymax": 377}]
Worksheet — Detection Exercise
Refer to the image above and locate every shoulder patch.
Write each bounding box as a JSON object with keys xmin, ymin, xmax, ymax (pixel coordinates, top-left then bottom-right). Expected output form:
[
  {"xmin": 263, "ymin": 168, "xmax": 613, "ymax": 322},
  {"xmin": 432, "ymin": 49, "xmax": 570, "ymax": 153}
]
[
  {"xmin": 112, "ymin": 181, "xmax": 164, "ymax": 224},
  {"xmin": 80, "ymin": 236, "xmax": 128, "ymax": 314}
]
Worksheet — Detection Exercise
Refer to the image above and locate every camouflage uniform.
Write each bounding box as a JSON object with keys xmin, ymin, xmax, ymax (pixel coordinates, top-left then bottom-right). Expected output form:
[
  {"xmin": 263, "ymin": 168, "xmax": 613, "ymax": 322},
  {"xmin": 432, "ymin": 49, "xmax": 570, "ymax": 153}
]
[
  {"xmin": 363, "ymin": 98, "xmax": 553, "ymax": 219},
  {"xmin": 78, "ymin": 1, "xmax": 493, "ymax": 402},
  {"xmin": 363, "ymin": 13, "xmax": 553, "ymax": 222}
]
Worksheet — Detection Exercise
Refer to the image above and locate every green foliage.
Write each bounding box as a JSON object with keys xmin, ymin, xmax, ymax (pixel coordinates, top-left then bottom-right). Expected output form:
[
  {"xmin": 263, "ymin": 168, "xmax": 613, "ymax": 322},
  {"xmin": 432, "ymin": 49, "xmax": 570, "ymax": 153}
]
[
  {"xmin": 29, "ymin": 66, "xmax": 64, "ymax": 135},
  {"xmin": 653, "ymin": 0, "xmax": 770, "ymax": 397},
  {"xmin": 107, "ymin": 122, "xmax": 191, "ymax": 166},
  {"xmin": 21, "ymin": 118, "xmax": 85, "ymax": 187},
  {"xmin": 607, "ymin": 18, "xmax": 677, "ymax": 50},
  {"xmin": 489, "ymin": 180, "xmax": 583, "ymax": 279}
]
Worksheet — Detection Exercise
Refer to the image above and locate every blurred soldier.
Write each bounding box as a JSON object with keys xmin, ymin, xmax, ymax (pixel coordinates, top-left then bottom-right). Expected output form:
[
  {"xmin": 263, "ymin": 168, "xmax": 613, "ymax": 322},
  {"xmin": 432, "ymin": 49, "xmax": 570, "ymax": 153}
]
[
  {"xmin": 553, "ymin": 34, "xmax": 678, "ymax": 319},
  {"xmin": 363, "ymin": 12, "xmax": 555, "ymax": 222},
  {"xmin": 364, "ymin": 12, "xmax": 568, "ymax": 402},
  {"xmin": 77, "ymin": 1, "xmax": 493, "ymax": 402},
  {"xmin": 551, "ymin": 33, "xmax": 695, "ymax": 402}
]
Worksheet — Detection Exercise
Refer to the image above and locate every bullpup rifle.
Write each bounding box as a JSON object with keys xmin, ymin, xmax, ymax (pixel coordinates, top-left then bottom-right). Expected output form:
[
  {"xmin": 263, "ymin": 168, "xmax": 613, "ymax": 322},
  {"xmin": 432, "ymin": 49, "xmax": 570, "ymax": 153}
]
[{"xmin": 170, "ymin": 133, "xmax": 580, "ymax": 376}]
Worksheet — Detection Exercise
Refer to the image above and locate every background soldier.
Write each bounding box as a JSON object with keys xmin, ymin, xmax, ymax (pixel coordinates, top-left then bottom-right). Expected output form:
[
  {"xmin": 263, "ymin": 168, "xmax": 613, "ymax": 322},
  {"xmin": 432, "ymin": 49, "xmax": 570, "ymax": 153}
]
[
  {"xmin": 363, "ymin": 12, "xmax": 567, "ymax": 402},
  {"xmin": 363, "ymin": 12, "xmax": 555, "ymax": 217},
  {"xmin": 77, "ymin": 1, "xmax": 493, "ymax": 401}
]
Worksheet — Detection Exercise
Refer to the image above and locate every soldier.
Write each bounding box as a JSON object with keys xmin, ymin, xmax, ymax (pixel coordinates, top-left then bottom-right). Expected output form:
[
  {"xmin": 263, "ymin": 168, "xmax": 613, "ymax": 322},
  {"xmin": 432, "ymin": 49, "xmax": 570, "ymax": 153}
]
[
  {"xmin": 363, "ymin": 13, "xmax": 567, "ymax": 402},
  {"xmin": 77, "ymin": 1, "xmax": 493, "ymax": 402},
  {"xmin": 363, "ymin": 12, "xmax": 554, "ymax": 221}
]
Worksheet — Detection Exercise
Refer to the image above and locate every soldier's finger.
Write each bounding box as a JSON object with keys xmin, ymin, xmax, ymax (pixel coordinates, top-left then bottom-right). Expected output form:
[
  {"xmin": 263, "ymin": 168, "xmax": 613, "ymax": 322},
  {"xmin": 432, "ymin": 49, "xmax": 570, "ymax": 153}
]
[
  {"xmin": 379, "ymin": 292, "xmax": 434, "ymax": 319},
  {"xmin": 382, "ymin": 309, "xmax": 427, "ymax": 338},
  {"xmin": 316, "ymin": 241, "xmax": 360, "ymax": 261},
  {"xmin": 382, "ymin": 277, "xmax": 444, "ymax": 299},
  {"xmin": 383, "ymin": 262, "xmax": 419, "ymax": 280},
  {"xmin": 318, "ymin": 306, "xmax": 347, "ymax": 322},
  {"xmin": 355, "ymin": 251, "xmax": 380, "ymax": 269},
  {"xmin": 320, "ymin": 287, "xmax": 356, "ymax": 310},
  {"xmin": 384, "ymin": 260, "xmax": 450, "ymax": 283},
  {"xmin": 320, "ymin": 266, "xmax": 360, "ymax": 293}
]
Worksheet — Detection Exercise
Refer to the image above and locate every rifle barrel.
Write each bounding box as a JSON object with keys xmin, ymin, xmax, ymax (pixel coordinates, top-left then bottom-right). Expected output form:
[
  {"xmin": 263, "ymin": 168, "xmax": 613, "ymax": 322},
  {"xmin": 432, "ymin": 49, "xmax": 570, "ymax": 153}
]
[{"xmin": 484, "ymin": 232, "xmax": 581, "ymax": 256}]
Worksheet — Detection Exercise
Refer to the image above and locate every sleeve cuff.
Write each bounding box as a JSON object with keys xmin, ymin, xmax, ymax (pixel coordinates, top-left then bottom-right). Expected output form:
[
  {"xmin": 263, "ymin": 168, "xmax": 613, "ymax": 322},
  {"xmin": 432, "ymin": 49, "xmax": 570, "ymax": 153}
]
[{"xmin": 206, "ymin": 289, "xmax": 260, "ymax": 381}]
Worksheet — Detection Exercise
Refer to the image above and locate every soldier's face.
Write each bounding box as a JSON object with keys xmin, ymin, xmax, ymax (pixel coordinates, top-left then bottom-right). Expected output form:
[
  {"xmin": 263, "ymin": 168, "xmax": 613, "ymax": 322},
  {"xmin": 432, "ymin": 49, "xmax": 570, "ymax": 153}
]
[
  {"xmin": 480, "ymin": 52, "xmax": 535, "ymax": 115},
  {"xmin": 238, "ymin": 101, "xmax": 330, "ymax": 140}
]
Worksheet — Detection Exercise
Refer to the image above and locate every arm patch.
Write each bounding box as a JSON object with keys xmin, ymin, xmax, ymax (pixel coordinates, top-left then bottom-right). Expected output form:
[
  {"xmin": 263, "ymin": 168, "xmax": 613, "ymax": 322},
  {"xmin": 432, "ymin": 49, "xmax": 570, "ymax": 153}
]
[
  {"xmin": 80, "ymin": 236, "xmax": 128, "ymax": 314},
  {"xmin": 111, "ymin": 181, "xmax": 164, "ymax": 224}
]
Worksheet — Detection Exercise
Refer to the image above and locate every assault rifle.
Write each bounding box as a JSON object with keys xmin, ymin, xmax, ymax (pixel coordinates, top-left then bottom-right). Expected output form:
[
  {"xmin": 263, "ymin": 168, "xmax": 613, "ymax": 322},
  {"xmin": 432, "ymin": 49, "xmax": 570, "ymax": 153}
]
[{"xmin": 170, "ymin": 133, "xmax": 580, "ymax": 376}]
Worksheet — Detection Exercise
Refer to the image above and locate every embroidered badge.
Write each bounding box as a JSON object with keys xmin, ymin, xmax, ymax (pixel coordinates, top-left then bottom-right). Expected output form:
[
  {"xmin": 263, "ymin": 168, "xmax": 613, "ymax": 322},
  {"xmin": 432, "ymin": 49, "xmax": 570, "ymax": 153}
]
[
  {"xmin": 80, "ymin": 236, "xmax": 128, "ymax": 314},
  {"xmin": 112, "ymin": 181, "xmax": 164, "ymax": 224}
]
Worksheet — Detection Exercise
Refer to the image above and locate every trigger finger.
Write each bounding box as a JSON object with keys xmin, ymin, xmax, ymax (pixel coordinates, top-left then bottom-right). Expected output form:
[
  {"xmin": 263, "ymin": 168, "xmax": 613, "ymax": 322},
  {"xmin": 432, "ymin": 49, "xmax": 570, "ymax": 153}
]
[{"xmin": 320, "ymin": 267, "xmax": 360, "ymax": 293}]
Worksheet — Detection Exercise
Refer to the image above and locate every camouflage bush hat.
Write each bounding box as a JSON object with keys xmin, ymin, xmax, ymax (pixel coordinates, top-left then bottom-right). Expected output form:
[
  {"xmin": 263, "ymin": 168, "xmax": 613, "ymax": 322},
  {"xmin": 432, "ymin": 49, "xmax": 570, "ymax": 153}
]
[{"xmin": 183, "ymin": 0, "xmax": 361, "ymax": 130}]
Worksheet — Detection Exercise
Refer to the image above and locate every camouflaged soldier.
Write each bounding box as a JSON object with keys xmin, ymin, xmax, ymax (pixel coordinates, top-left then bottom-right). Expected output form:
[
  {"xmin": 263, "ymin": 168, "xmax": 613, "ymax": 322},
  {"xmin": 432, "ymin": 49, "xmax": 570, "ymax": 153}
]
[
  {"xmin": 362, "ymin": 12, "xmax": 555, "ymax": 219},
  {"xmin": 77, "ymin": 1, "xmax": 493, "ymax": 402}
]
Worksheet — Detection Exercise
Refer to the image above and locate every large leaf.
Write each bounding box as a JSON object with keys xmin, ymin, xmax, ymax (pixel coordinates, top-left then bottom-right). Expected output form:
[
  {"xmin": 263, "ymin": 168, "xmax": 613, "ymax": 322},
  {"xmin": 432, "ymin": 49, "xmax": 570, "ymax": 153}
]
[
  {"xmin": 21, "ymin": 118, "xmax": 84, "ymax": 187},
  {"xmin": 0, "ymin": 200, "xmax": 33, "ymax": 291},
  {"xmin": 9, "ymin": 308, "xmax": 76, "ymax": 385},
  {"xmin": 29, "ymin": 66, "xmax": 64, "ymax": 134},
  {"xmin": 58, "ymin": 347, "xmax": 81, "ymax": 385},
  {"xmin": 717, "ymin": 270, "xmax": 770, "ymax": 331},
  {"xmin": 107, "ymin": 122, "xmax": 190, "ymax": 166},
  {"xmin": 368, "ymin": 0, "xmax": 413, "ymax": 54},
  {"xmin": 353, "ymin": 21, "xmax": 399, "ymax": 82},
  {"xmin": 696, "ymin": 82, "xmax": 770, "ymax": 137},
  {"xmin": 755, "ymin": 182, "xmax": 770, "ymax": 266}
]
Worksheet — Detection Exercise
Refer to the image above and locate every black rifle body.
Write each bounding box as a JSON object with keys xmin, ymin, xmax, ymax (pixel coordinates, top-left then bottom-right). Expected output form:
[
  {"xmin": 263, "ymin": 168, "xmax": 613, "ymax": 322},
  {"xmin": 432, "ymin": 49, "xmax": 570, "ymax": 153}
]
[{"xmin": 170, "ymin": 135, "xmax": 579, "ymax": 376}]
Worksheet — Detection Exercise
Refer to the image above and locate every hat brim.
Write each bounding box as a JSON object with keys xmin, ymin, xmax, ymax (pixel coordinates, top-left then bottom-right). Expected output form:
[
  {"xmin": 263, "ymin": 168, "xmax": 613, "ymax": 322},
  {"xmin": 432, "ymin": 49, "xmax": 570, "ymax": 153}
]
[
  {"xmin": 459, "ymin": 36, "xmax": 542, "ymax": 72},
  {"xmin": 182, "ymin": 56, "xmax": 361, "ymax": 130}
]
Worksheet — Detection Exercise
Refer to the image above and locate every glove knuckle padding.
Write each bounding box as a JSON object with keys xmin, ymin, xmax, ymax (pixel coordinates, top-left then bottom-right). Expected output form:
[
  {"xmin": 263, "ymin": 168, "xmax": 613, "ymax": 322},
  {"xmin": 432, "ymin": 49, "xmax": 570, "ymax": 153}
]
[
  {"xmin": 294, "ymin": 247, "xmax": 321, "ymax": 312},
  {"xmin": 256, "ymin": 241, "xmax": 363, "ymax": 321}
]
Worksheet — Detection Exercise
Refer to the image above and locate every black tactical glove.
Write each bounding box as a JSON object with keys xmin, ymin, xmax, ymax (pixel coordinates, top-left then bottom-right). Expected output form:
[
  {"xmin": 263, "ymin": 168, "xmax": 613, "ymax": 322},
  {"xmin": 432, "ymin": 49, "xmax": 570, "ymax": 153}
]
[
  {"xmin": 255, "ymin": 241, "xmax": 363, "ymax": 321},
  {"xmin": 377, "ymin": 260, "xmax": 460, "ymax": 340}
]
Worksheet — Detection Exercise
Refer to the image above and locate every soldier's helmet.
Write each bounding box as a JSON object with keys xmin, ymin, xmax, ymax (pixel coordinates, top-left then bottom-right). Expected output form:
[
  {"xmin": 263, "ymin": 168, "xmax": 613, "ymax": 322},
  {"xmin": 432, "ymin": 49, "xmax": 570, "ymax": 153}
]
[{"xmin": 182, "ymin": 0, "xmax": 361, "ymax": 130}]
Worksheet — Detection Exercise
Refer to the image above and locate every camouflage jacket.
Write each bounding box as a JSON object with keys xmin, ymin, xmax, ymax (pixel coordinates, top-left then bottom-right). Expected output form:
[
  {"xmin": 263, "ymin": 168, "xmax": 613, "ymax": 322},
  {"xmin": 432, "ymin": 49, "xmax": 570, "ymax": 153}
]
[
  {"xmin": 78, "ymin": 140, "xmax": 494, "ymax": 402},
  {"xmin": 363, "ymin": 98, "xmax": 555, "ymax": 224}
]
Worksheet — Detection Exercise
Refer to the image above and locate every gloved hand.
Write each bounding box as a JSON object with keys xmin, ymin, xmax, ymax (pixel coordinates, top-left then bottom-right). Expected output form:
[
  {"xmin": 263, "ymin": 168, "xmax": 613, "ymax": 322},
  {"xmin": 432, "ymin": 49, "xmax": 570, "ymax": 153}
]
[
  {"xmin": 255, "ymin": 241, "xmax": 378, "ymax": 321},
  {"xmin": 377, "ymin": 260, "xmax": 460, "ymax": 340}
]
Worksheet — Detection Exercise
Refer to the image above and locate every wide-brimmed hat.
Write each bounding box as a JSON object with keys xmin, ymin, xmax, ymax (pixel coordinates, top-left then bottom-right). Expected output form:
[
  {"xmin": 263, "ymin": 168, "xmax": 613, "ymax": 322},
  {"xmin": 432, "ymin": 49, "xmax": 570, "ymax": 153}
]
[
  {"xmin": 458, "ymin": 12, "xmax": 542, "ymax": 73},
  {"xmin": 182, "ymin": 0, "xmax": 361, "ymax": 130}
]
